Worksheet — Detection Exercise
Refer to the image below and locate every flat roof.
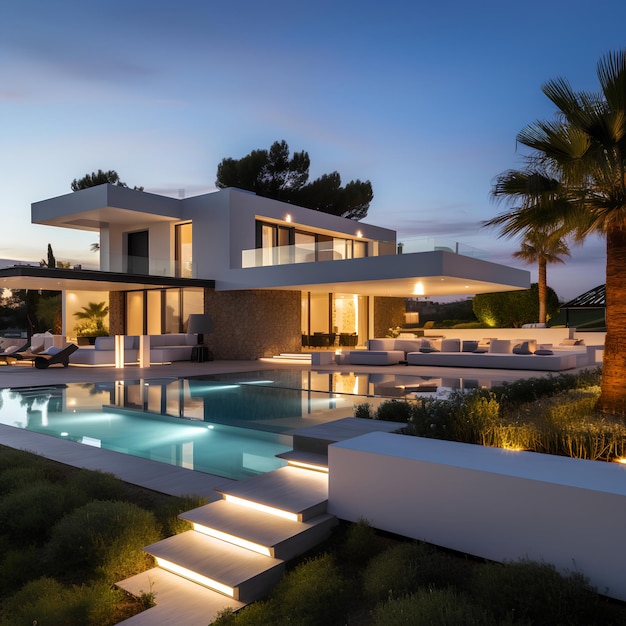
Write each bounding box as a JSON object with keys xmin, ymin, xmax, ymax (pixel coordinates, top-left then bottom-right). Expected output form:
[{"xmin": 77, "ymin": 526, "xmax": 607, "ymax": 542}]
[{"xmin": 0, "ymin": 266, "xmax": 214, "ymax": 292}]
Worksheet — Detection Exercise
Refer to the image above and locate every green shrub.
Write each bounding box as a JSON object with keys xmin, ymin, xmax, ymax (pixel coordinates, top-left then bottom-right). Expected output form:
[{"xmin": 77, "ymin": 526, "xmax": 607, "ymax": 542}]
[
  {"xmin": 372, "ymin": 588, "xmax": 502, "ymax": 626},
  {"xmin": 354, "ymin": 402, "xmax": 374, "ymax": 419},
  {"xmin": 0, "ymin": 545, "xmax": 41, "ymax": 596},
  {"xmin": 212, "ymin": 601, "xmax": 278, "ymax": 626},
  {"xmin": 272, "ymin": 553, "xmax": 349, "ymax": 625},
  {"xmin": 375, "ymin": 399, "xmax": 413, "ymax": 423},
  {"xmin": 340, "ymin": 518, "xmax": 386, "ymax": 566},
  {"xmin": 0, "ymin": 447, "xmax": 40, "ymax": 471},
  {"xmin": 45, "ymin": 500, "xmax": 161, "ymax": 583},
  {"xmin": 67, "ymin": 469, "xmax": 130, "ymax": 504},
  {"xmin": 471, "ymin": 560, "xmax": 616, "ymax": 625},
  {"xmin": 0, "ymin": 464, "xmax": 47, "ymax": 494},
  {"xmin": 155, "ymin": 494, "xmax": 209, "ymax": 536},
  {"xmin": 364, "ymin": 541, "xmax": 469, "ymax": 601},
  {"xmin": 0, "ymin": 576, "xmax": 122, "ymax": 626},
  {"xmin": 0, "ymin": 481, "xmax": 71, "ymax": 545}
]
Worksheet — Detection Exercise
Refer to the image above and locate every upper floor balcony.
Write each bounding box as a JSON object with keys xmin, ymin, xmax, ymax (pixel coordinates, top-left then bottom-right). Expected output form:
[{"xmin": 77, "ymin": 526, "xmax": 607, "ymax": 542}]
[{"xmin": 241, "ymin": 237, "xmax": 486, "ymax": 268}]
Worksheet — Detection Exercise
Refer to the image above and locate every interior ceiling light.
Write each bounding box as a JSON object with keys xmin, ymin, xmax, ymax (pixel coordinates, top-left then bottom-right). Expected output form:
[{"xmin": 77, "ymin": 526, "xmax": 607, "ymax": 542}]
[{"xmin": 413, "ymin": 282, "xmax": 425, "ymax": 296}]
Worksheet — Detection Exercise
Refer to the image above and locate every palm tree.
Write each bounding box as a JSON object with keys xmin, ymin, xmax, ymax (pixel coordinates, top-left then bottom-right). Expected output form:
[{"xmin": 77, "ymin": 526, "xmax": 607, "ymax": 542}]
[
  {"xmin": 514, "ymin": 229, "xmax": 570, "ymax": 325},
  {"xmin": 486, "ymin": 169, "xmax": 570, "ymax": 325},
  {"xmin": 492, "ymin": 50, "xmax": 626, "ymax": 415}
]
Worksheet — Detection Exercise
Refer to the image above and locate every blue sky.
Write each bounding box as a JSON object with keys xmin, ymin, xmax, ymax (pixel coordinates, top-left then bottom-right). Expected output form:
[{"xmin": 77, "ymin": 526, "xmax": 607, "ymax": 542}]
[{"xmin": 0, "ymin": 0, "xmax": 618, "ymax": 300}]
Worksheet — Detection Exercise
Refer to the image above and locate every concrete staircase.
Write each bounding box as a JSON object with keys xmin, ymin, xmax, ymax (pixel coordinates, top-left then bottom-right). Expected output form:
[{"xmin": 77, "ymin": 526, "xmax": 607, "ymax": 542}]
[{"xmin": 117, "ymin": 465, "xmax": 334, "ymax": 626}]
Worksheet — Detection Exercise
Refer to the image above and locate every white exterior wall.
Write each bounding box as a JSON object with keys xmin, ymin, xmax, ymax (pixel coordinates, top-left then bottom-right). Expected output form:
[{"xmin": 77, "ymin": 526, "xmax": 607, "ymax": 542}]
[
  {"xmin": 328, "ymin": 432, "xmax": 626, "ymax": 601},
  {"xmin": 181, "ymin": 190, "xmax": 232, "ymax": 279}
]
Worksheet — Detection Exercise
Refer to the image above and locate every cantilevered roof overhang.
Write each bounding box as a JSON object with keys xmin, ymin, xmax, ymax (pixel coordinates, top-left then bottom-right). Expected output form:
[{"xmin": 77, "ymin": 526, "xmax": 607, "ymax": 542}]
[
  {"xmin": 32, "ymin": 184, "xmax": 181, "ymax": 232},
  {"xmin": 216, "ymin": 251, "xmax": 530, "ymax": 297},
  {"xmin": 0, "ymin": 266, "xmax": 214, "ymax": 292}
]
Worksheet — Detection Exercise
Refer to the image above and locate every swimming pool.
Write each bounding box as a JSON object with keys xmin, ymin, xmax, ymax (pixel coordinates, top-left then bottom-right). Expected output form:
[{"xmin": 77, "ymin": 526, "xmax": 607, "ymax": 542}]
[
  {"xmin": 0, "ymin": 369, "xmax": 507, "ymax": 480},
  {"xmin": 0, "ymin": 371, "xmax": 380, "ymax": 480}
]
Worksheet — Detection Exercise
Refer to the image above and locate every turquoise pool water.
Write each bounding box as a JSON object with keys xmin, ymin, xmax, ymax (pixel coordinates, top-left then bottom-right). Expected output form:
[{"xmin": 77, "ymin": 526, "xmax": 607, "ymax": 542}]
[
  {"xmin": 0, "ymin": 369, "xmax": 506, "ymax": 480},
  {"xmin": 0, "ymin": 370, "xmax": 379, "ymax": 480}
]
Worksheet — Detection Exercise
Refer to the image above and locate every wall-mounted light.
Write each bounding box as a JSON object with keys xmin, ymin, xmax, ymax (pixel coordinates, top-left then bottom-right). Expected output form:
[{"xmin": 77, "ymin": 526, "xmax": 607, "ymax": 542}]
[
  {"xmin": 356, "ymin": 230, "xmax": 363, "ymax": 238},
  {"xmin": 285, "ymin": 214, "xmax": 292, "ymax": 223}
]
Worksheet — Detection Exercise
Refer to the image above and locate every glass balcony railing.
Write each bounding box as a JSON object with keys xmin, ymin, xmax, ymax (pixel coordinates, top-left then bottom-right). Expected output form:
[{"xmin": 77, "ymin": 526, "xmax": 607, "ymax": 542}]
[
  {"xmin": 396, "ymin": 238, "xmax": 487, "ymax": 259},
  {"xmin": 241, "ymin": 237, "xmax": 486, "ymax": 268},
  {"xmin": 106, "ymin": 255, "xmax": 198, "ymax": 278},
  {"xmin": 242, "ymin": 240, "xmax": 396, "ymax": 268}
]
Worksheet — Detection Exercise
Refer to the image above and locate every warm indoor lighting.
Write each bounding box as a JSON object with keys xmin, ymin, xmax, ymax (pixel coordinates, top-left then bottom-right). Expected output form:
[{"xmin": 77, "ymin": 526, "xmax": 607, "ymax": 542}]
[
  {"xmin": 154, "ymin": 557, "xmax": 235, "ymax": 597},
  {"xmin": 223, "ymin": 494, "xmax": 299, "ymax": 521},
  {"xmin": 192, "ymin": 523, "xmax": 272, "ymax": 556}
]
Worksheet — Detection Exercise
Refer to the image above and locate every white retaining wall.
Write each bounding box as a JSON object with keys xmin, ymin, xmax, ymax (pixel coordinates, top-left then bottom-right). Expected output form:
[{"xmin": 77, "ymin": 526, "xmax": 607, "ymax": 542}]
[{"xmin": 328, "ymin": 432, "xmax": 626, "ymax": 601}]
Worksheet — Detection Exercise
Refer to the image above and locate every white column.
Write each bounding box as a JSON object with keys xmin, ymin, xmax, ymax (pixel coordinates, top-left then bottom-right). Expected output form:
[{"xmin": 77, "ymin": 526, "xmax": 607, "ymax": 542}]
[
  {"xmin": 115, "ymin": 335, "xmax": 125, "ymax": 369},
  {"xmin": 139, "ymin": 335, "xmax": 150, "ymax": 368}
]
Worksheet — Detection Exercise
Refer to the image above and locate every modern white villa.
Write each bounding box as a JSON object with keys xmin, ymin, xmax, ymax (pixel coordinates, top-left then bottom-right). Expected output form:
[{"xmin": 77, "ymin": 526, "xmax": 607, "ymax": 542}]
[{"xmin": 0, "ymin": 184, "xmax": 529, "ymax": 358}]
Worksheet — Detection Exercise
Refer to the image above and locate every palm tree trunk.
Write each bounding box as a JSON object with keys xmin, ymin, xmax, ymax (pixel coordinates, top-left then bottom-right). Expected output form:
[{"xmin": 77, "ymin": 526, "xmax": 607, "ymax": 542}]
[
  {"xmin": 538, "ymin": 257, "xmax": 547, "ymax": 324},
  {"xmin": 596, "ymin": 226, "xmax": 626, "ymax": 415}
]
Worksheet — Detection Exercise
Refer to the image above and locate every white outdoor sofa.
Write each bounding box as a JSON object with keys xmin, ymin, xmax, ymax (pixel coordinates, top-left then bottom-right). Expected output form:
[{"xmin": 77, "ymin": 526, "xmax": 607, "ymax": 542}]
[
  {"xmin": 71, "ymin": 334, "xmax": 196, "ymax": 366},
  {"xmin": 356, "ymin": 337, "xmax": 583, "ymax": 371}
]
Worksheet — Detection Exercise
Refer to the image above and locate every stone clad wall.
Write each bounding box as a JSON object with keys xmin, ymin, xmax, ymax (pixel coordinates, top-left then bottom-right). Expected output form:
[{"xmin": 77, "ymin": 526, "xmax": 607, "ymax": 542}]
[
  {"xmin": 205, "ymin": 288, "xmax": 301, "ymax": 360},
  {"xmin": 108, "ymin": 292, "xmax": 125, "ymax": 336},
  {"xmin": 373, "ymin": 296, "xmax": 405, "ymax": 338}
]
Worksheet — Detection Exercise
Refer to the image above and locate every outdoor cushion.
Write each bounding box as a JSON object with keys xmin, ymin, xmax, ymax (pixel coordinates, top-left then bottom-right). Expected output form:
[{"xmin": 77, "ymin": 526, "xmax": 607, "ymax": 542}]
[
  {"xmin": 462, "ymin": 340, "xmax": 479, "ymax": 352},
  {"xmin": 513, "ymin": 341, "xmax": 535, "ymax": 355},
  {"xmin": 42, "ymin": 346, "xmax": 61, "ymax": 355},
  {"xmin": 29, "ymin": 344, "xmax": 44, "ymax": 354},
  {"xmin": 489, "ymin": 339, "xmax": 513, "ymax": 354},
  {"xmin": 535, "ymin": 349, "xmax": 555, "ymax": 355},
  {"xmin": 394, "ymin": 339, "xmax": 423, "ymax": 354},
  {"xmin": 441, "ymin": 338, "xmax": 461, "ymax": 352},
  {"xmin": 419, "ymin": 347, "xmax": 440, "ymax": 353},
  {"xmin": 560, "ymin": 338, "xmax": 584, "ymax": 346},
  {"xmin": 95, "ymin": 336, "xmax": 115, "ymax": 350},
  {"xmin": 2, "ymin": 346, "xmax": 18, "ymax": 353}
]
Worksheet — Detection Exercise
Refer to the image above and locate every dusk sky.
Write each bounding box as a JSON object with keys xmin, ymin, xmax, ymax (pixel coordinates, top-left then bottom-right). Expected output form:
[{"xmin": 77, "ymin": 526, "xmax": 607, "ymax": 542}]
[{"xmin": 1, "ymin": 0, "xmax": 621, "ymax": 301}]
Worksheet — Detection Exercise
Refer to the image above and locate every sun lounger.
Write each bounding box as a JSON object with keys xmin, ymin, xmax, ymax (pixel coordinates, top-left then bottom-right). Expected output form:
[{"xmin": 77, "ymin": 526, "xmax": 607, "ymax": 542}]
[
  {"xmin": 0, "ymin": 342, "xmax": 30, "ymax": 364},
  {"xmin": 14, "ymin": 344, "xmax": 79, "ymax": 369}
]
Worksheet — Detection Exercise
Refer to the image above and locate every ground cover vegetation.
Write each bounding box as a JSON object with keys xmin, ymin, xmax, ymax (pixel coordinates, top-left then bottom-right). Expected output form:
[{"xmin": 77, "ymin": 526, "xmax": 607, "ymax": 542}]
[
  {"xmin": 0, "ymin": 446, "xmax": 207, "ymax": 626},
  {"xmin": 1, "ymin": 445, "xmax": 624, "ymax": 625},
  {"xmin": 213, "ymin": 519, "xmax": 624, "ymax": 625},
  {"xmin": 354, "ymin": 368, "xmax": 626, "ymax": 461}
]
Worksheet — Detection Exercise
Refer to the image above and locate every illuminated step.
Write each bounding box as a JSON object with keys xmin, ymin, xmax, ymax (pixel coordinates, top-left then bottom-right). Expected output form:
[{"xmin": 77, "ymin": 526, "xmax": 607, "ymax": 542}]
[
  {"xmin": 261, "ymin": 353, "xmax": 312, "ymax": 363},
  {"xmin": 116, "ymin": 567, "xmax": 245, "ymax": 625},
  {"xmin": 276, "ymin": 449, "xmax": 329, "ymax": 473},
  {"xmin": 144, "ymin": 531, "xmax": 284, "ymax": 603},
  {"xmin": 215, "ymin": 465, "xmax": 329, "ymax": 522},
  {"xmin": 180, "ymin": 499, "xmax": 337, "ymax": 560}
]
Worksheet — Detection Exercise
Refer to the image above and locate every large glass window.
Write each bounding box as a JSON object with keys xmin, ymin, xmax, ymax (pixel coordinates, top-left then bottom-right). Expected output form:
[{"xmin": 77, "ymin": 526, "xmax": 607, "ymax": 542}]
[
  {"xmin": 295, "ymin": 231, "xmax": 316, "ymax": 263},
  {"xmin": 176, "ymin": 223, "xmax": 193, "ymax": 278},
  {"xmin": 147, "ymin": 291, "xmax": 161, "ymax": 335},
  {"xmin": 127, "ymin": 292, "xmax": 144, "ymax": 335},
  {"xmin": 301, "ymin": 292, "xmax": 369, "ymax": 347},
  {"xmin": 126, "ymin": 288, "xmax": 204, "ymax": 335}
]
